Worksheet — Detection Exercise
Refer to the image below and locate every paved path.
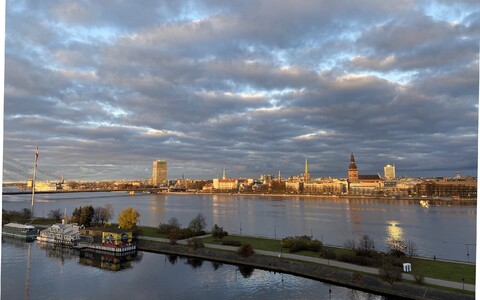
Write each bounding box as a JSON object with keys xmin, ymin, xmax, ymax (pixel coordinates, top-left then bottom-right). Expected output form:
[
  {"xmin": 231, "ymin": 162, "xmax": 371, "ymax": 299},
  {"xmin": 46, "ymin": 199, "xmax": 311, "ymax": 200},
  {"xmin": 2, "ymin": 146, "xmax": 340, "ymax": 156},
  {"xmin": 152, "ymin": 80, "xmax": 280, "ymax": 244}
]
[{"xmin": 138, "ymin": 236, "xmax": 475, "ymax": 292}]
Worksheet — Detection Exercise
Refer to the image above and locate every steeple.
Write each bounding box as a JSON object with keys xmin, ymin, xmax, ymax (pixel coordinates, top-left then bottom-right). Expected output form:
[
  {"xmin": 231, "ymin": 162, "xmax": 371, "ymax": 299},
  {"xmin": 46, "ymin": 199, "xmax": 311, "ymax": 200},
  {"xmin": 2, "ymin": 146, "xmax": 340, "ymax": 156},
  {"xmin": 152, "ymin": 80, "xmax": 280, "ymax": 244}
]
[
  {"xmin": 348, "ymin": 152, "xmax": 359, "ymax": 182},
  {"xmin": 222, "ymin": 168, "xmax": 226, "ymax": 180},
  {"xmin": 349, "ymin": 153, "xmax": 357, "ymax": 170},
  {"xmin": 304, "ymin": 157, "xmax": 311, "ymax": 181}
]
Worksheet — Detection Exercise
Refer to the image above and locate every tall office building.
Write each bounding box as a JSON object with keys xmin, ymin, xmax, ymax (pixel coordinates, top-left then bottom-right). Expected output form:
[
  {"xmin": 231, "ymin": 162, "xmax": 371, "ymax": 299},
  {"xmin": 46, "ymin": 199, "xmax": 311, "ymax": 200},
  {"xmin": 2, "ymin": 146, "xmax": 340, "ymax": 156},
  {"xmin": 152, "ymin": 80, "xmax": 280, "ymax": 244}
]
[
  {"xmin": 152, "ymin": 160, "xmax": 168, "ymax": 187},
  {"xmin": 384, "ymin": 164, "xmax": 396, "ymax": 180}
]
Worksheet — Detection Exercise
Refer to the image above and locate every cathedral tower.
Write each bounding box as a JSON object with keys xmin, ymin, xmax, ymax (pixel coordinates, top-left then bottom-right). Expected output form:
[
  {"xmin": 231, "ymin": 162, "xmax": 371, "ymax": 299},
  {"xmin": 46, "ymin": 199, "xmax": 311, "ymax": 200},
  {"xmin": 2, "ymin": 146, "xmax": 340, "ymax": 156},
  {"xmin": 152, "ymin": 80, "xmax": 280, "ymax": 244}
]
[{"xmin": 348, "ymin": 153, "xmax": 358, "ymax": 182}]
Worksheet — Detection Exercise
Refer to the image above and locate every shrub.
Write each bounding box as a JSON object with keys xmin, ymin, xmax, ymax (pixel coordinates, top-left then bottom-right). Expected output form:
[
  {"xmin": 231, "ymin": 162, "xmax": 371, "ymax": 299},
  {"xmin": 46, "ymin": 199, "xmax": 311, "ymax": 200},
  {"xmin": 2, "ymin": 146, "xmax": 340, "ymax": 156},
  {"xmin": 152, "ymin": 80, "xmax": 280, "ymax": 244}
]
[
  {"xmin": 187, "ymin": 238, "xmax": 204, "ymax": 250},
  {"xmin": 412, "ymin": 271, "xmax": 425, "ymax": 284},
  {"xmin": 211, "ymin": 224, "xmax": 228, "ymax": 240},
  {"xmin": 158, "ymin": 217, "xmax": 181, "ymax": 234},
  {"xmin": 379, "ymin": 259, "xmax": 402, "ymax": 283},
  {"xmin": 281, "ymin": 235, "xmax": 323, "ymax": 253},
  {"xmin": 238, "ymin": 243, "xmax": 255, "ymax": 257},
  {"xmin": 321, "ymin": 248, "xmax": 337, "ymax": 260},
  {"xmin": 222, "ymin": 240, "xmax": 242, "ymax": 247}
]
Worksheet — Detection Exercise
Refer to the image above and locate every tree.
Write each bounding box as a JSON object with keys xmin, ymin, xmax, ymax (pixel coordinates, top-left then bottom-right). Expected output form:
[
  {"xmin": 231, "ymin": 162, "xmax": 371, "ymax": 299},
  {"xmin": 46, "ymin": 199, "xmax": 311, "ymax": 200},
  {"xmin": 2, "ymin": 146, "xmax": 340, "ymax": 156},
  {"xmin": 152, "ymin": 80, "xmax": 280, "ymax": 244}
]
[
  {"xmin": 357, "ymin": 235, "xmax": 375, "ymax": 252},
  {"xmin": 80, "ymin": 206, "xmax": 95, "ymax": 227},
  {"xmin": 93, "ymin": 204, "xmax": 114, "ymax": 225},
  {"xmin": 405, "ymin": 240, "xmax": 417, "ymax": 258},
  {"xmin": 387, "ymin": 238, "xmax": 406, "ymax": 257},
  {"xmin": 48, "ymin": 209, "xmax": 63, "ymax": 222},
  {"xmin": 188, "ymin": 213, "xmax": 206, "ymax": 235},
  {"xmin": 118, "ymin": 207, "xmax": 140, "ymax": 229},
  {"xmin": 22, "ymin": 208, "xmax": 31, "ymax": 222}
]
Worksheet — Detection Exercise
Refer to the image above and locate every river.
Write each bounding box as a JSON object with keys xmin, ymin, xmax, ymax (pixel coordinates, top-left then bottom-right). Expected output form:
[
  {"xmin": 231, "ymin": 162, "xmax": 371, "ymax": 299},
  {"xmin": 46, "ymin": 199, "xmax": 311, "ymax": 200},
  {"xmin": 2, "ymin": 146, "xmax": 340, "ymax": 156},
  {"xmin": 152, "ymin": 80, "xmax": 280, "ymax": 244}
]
[
  {"xmin": 2, "ymin": 192, "xmax": 476, "ymax": 261},
  {"xmin": 1, "ymin": 237, "xmax": 387, "ymax": 299}
]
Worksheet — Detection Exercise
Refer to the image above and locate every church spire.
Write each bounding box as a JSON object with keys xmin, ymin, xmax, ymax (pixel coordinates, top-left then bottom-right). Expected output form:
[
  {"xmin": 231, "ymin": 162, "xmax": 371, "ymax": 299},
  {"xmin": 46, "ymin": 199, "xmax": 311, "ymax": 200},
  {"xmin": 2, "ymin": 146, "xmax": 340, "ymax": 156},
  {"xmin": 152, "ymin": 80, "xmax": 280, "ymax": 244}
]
[{"xmin": 304, "ymin": 157, "xmax": 310, "ymax": 181}]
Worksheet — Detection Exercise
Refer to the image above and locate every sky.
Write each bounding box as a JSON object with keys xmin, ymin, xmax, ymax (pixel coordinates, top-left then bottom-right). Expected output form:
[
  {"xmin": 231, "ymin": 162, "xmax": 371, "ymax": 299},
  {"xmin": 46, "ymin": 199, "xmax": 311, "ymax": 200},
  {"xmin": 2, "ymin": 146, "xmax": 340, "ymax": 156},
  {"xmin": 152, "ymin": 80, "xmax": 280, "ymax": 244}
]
[{"xmin": 2, "ymin": 0, "xmax": 479, "ymax": 181}]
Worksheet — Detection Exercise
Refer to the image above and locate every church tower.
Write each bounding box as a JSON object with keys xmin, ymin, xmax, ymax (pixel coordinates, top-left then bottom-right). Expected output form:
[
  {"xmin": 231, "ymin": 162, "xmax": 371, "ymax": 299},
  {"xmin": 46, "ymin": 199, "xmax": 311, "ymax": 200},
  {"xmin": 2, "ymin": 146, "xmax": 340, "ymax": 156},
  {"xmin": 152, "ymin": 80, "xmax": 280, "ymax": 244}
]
[
  {"xmin": 348, "ymin": 153, "xmax": 358, "ymax": 182},
  {"xmin": 304, "ymin": 157, "xmax": 311, "ymax": 182}
]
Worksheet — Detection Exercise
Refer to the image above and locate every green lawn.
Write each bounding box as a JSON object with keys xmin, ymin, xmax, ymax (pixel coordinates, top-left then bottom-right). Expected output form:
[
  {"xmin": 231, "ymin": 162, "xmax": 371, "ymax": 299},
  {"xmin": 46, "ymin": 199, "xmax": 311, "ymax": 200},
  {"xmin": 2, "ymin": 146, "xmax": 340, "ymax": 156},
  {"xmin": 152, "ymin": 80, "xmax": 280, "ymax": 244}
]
[
  {"xmin": 201, "ymin": 234, "xmax": 476, "ymax": 285},
  {"xmin": 203, "ymin": 235, "xmax": 282, "ymax": 251},
  {"xmin": 138, "ymin": 226, "xmax": 168, "ymax": 239},
  {"xmin": 410, "ymin": 258, "xmax": 475, "ymax": 284}
]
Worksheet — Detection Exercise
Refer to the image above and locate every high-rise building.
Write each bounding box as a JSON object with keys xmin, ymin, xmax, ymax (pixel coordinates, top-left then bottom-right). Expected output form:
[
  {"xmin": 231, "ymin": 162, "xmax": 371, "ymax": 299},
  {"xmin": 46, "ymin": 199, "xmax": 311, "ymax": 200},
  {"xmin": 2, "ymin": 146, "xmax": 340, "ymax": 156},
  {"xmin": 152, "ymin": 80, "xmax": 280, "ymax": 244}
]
[
  {"xmin": 152, "ymin": 160, "xmax": 167, "ymax": 187},
  {"xmin": 348, "ymin": 153, "xmax": 359, "ymax": 182},
  {"xmin": 384, "ymin": 164, "xmax": 396, "ymax": 180}
]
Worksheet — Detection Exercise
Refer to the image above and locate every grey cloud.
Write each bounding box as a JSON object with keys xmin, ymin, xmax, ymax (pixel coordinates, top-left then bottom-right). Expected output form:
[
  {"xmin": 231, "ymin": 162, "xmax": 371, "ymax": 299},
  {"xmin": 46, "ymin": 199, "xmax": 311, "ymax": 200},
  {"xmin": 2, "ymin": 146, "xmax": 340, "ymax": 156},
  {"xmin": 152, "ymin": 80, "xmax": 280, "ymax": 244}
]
[{"xmin": 3, "ymin": 0, "xmax": 477, "ymax": 180}]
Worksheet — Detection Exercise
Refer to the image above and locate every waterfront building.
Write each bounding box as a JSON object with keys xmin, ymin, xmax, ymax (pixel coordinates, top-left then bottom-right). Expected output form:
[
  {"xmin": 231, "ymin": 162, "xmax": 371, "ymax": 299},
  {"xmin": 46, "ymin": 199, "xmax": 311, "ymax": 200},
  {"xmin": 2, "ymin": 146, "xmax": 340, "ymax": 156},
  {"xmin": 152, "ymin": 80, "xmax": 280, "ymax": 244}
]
[
  {"xmin": 384, "ymin": 164, "xmax": 396, "ymax": 180},
  {"xmin": 303, "ymin": 178, "xmax": 348, "ymax": 194},
  {"xmin": 152, "ymin": 160, "xmax": 168, "ymax": 187},
  {"xmin": 37, "ymin": 223, "xmax": 81, "ymax": 245},
  {"xmin": 285, "ymin": 181, "xmax": 301, "ymax": 192},
  {"xmin": 2, "ymin": 223, "xmax": 37, "ymax": 241},
  {"xmin": 77, "ymin": 227, "xmax": 136, "ymax": 253},
  {"xmin": 415, "ymin": 177, "xmax": 477, "ymax": 198},
  {"xmin": 347, "ymin": 153, "xmax": 384, "ymax": 194}
]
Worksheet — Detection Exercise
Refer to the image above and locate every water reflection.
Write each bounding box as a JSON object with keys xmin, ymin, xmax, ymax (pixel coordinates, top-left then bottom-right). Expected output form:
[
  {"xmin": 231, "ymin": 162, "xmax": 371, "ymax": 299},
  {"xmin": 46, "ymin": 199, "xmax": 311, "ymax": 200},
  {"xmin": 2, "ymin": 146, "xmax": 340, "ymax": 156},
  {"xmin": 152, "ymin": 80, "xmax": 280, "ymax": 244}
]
[
  {"xmin": 386, "ymin": 221, "xmax": 404, "ymax": 241},
  {"xmin": 36, "ymin": 240, "xmax": 141, "ymax": 271},
  {"xmin": 2, "ymin": 238, "xmax": 387, "ymax": 299}
]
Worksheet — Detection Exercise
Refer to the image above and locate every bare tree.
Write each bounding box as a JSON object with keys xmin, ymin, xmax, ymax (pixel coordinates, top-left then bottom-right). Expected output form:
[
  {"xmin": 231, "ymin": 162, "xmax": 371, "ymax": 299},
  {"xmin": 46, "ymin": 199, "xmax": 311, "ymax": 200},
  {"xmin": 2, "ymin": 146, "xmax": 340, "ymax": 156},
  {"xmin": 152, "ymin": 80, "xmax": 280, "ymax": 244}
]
[
  {"xmin": 405, "ymin": 240, "xmax": 417, "ymax": 258},
  {"xmin": 357, "ymin": 235, "xmax": 375, "ymax": 251},
  {"xmin": 344, "ymin": 238, "xmax": 356, "ymax": 250}
]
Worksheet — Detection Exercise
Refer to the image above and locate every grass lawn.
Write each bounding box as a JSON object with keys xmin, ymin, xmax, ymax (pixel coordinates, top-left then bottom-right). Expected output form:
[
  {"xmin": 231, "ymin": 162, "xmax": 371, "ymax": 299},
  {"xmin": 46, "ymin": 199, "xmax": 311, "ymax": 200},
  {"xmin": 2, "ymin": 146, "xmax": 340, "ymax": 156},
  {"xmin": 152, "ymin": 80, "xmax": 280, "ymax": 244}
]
[
  {"xmin": 203, "ymin": 235, "xmax": 282, "ymax": 251},
  {"xmin": 138, "ymin": 226, "xmax": 168, "ymax": 239},
  {"xmin": 410, "ymin": 258, "xmax": 475, "ymax": 285},
  {"xmin": 201, "ymin": 234, "xmax": 476, "ymax": 285}
]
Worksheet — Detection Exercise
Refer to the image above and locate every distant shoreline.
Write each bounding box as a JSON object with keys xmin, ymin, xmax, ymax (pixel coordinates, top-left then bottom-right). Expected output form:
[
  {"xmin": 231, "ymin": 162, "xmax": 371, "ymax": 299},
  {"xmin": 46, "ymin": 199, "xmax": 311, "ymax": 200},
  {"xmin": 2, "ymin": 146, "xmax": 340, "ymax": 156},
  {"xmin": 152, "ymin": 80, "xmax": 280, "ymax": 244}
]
[{"xmin": 3, "ymin": 189, "xmax": 476, "ymax": 205}]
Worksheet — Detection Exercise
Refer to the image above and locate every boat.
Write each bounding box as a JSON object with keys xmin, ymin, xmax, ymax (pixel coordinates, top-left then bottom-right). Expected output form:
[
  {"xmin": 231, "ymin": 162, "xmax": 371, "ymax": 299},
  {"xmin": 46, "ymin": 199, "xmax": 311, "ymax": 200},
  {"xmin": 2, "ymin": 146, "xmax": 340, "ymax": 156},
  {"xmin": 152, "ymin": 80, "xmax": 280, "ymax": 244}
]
[
  {"xmin": 420, "ymin": 200, "xmax": 430, "ymax": 208},
  {"xmin": 37, "ymin": 223, "xmax": 81, "ymax": 246},
  {"xmin": 2, "ymin": 223, "xmax": 38, "ymax": 241}
]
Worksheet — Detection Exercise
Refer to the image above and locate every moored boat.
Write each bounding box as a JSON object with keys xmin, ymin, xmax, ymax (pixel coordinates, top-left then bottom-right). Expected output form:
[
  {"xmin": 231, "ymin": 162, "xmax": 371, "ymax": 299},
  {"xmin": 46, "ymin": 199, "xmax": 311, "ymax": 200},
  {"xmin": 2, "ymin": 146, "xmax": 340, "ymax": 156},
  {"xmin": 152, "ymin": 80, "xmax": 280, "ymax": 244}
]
[{"xmin": 2, "ymin": 223, "xmax": 38, "ymax": 241}]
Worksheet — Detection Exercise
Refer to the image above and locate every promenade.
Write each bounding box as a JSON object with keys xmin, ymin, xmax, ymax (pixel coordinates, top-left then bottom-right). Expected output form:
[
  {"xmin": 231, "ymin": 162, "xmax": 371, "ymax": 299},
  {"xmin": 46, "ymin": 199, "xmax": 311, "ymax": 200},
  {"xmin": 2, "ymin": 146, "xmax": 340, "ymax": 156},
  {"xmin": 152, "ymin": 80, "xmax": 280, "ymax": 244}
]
[{"xmin": 138, "ymin": 235, "xmax": 475, "ymax": 293}]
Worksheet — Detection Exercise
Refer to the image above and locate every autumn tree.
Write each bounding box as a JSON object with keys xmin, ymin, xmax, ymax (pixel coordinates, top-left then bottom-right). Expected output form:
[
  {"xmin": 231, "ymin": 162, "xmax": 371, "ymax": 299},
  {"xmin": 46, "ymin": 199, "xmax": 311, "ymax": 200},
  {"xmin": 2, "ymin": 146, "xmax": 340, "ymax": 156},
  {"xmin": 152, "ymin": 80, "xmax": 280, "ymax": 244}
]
[{"xmin": 118, "ymin": 207, "xmax": 140, "ymax": 229}]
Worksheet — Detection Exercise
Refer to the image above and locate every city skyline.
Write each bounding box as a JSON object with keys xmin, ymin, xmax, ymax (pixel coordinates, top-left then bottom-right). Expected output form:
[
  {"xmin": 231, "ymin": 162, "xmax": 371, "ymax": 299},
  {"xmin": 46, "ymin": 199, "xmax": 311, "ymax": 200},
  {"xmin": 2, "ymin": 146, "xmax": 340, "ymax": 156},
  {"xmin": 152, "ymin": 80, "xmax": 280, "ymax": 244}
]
[{"xmin": 3, "ymin": 1, "xmax": 478, "ymax": 181}]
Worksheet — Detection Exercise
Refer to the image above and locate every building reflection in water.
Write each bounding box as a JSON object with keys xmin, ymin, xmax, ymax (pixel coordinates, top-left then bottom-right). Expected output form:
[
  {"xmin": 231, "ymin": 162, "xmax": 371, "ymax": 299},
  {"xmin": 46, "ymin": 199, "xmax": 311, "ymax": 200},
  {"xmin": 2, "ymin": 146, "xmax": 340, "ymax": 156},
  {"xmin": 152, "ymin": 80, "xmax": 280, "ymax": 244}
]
[{"xmin": 37, "ymin": 241, "xmax": 141, "ymax": 271}]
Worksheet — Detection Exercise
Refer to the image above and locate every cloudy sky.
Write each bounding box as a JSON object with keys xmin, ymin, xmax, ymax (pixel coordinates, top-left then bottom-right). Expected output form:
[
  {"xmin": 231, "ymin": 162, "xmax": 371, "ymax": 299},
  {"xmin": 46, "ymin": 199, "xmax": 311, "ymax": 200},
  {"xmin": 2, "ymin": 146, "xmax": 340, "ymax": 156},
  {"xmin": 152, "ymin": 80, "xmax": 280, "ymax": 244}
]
[{"xmin": 3, "ymin": 0, "xmax": 479, "ymax": 181}]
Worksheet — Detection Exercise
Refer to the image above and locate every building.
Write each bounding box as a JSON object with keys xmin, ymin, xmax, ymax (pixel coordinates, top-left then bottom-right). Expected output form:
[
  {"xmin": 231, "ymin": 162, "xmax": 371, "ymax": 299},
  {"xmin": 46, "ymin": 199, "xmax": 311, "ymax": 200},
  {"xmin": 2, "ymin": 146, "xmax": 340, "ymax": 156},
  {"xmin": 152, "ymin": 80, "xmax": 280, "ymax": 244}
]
[
  {"xmin": 303, "ymin": 178, "xmax": 348, "ymax": 194},
  {"xmin": 348, "ymin": 153, "xmax": 359, "ymax": 182},
  {"xmin": 152, "ymin": 160, "xmax": 167, "ymax": 187},
  {"xmin": 347, "ymin": 153, "xmax": 384, "ymax": 194},
  {"xmin": 384, "ymin": 164, "xmax": 396, "ymax": 180},
  {"xmin": 212, "ymin": 169, "xmax": 238, "ymax": 191},
  {"xmin": 415, "ymin": 177, "xmax": 477, "ymax": 198}
]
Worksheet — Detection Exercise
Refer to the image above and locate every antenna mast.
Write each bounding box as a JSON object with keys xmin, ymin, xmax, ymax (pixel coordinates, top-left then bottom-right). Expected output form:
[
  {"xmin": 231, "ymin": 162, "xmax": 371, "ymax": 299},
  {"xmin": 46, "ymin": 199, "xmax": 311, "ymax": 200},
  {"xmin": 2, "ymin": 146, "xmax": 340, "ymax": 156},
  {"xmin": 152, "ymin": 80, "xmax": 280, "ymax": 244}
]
[{"xmin": 31, "ymin": 145, "xmax": 38, "ymax": 218}]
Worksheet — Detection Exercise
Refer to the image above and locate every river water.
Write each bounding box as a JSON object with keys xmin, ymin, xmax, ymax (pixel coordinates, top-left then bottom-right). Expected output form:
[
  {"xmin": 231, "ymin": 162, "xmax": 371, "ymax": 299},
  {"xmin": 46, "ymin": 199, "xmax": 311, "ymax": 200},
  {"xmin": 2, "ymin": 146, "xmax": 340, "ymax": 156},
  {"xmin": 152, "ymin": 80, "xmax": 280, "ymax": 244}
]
[
  {"xmin": 2, "ymin": 192, "xmax": 476, "ymax": 261},
  {"xmin": 1, "ymin": 237, "xmax": 386, "ymax": 299}
]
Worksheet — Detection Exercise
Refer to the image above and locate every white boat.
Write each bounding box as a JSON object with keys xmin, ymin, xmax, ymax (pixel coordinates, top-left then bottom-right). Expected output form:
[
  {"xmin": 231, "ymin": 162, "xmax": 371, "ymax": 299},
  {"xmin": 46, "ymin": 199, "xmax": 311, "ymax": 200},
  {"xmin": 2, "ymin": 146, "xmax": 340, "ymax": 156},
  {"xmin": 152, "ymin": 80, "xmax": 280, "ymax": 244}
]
[
  {"xmin": 37, "ymin": 223, "xmax": 81, "ymax": 246},
  {"xmin": 2, "ymin": 223, "xmax": 37, "ymax": 241},
  {"xmin": 420, "ymin": 200, "xmax": 430, "ymax": 208}
]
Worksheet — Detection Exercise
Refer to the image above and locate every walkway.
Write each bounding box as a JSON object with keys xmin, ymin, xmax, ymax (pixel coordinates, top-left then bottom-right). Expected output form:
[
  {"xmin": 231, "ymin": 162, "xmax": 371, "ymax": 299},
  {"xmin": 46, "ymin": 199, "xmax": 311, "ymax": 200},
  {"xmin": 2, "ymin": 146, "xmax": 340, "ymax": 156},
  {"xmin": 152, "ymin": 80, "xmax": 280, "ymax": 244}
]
[{"xmin": 138, "ymin": 236, "xmax": 475, "ymax": 292}]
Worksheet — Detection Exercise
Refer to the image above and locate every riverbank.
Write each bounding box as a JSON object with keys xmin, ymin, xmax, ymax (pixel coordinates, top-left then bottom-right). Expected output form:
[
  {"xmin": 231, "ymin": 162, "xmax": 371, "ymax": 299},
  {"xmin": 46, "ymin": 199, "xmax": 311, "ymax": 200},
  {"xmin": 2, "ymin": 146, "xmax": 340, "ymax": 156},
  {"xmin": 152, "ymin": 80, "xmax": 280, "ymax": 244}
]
[
  {"xmin": 168, "ymin": 191, "xmax": 477, "ymax": 204},
  {"xmin": 137, "ymin": 237, "xmax": 474, "ymax": 300}
]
